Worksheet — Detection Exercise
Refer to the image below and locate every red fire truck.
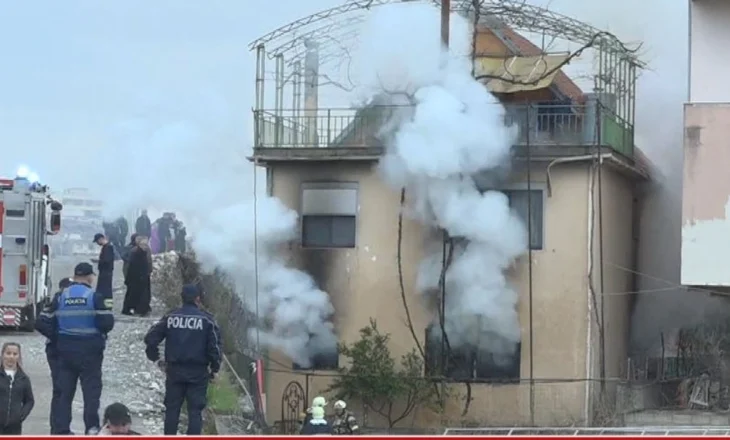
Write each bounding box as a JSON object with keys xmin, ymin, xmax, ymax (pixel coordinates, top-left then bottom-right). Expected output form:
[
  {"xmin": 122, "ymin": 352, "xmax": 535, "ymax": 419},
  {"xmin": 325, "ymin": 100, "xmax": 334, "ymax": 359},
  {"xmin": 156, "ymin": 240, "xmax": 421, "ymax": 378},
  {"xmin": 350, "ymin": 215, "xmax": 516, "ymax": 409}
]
[{"xmin": 0, "ymin": 176, "xmax": 62, "ymax": 331}]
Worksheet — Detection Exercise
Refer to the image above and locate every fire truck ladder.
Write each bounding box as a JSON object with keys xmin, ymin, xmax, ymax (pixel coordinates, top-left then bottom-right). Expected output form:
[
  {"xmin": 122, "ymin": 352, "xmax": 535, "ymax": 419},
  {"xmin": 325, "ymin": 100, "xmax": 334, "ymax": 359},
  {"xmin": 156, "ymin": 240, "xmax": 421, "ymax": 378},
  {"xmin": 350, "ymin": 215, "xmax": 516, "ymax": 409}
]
[{"xmin": 442, "ymin": 427, "xmax": 730, "ymax": 435}]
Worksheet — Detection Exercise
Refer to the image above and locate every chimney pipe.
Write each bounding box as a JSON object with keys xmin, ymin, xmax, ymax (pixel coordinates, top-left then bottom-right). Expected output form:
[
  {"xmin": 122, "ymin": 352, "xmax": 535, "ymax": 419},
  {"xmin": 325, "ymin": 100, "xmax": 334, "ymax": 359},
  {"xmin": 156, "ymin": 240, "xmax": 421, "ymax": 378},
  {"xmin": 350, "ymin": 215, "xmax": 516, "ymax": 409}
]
[{"xmin": 303, "ymin": 39, "xmax": 320, "ymax": 146}]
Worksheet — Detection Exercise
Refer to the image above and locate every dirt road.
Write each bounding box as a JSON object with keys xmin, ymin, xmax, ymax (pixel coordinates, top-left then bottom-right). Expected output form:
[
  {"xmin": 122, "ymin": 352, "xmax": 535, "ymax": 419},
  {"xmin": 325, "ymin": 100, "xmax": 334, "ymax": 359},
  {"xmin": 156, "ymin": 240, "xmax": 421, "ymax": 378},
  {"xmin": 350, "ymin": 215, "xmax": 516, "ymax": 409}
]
[{"xmin": 0, "ymin": 256, "xmax": 166, "ymax": 434}]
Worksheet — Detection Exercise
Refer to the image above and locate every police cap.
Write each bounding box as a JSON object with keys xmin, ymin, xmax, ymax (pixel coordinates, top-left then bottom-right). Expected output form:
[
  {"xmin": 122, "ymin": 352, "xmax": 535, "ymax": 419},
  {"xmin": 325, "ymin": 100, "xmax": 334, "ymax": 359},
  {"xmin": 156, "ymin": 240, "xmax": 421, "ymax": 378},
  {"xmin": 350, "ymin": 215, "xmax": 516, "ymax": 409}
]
[
  {"xmin": 74, "ymin": 262, "xmax": 95, "ymax": 276},
  {"xmin": 181, "ymin": 284, "xmax": 202, "ymax": 303},
  {"xmin": 93, "ymin": 233, "xmax": 105, "ymax": 243}
]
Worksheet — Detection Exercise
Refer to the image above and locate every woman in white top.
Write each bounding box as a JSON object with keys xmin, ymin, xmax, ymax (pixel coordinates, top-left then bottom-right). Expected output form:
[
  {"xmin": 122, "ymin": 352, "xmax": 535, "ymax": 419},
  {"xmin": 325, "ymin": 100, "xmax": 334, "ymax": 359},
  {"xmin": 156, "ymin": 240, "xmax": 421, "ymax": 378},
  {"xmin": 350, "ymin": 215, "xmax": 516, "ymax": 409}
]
[{"xmin": 0, "ymin": 342, "xmax": 34, "ymax": 435}]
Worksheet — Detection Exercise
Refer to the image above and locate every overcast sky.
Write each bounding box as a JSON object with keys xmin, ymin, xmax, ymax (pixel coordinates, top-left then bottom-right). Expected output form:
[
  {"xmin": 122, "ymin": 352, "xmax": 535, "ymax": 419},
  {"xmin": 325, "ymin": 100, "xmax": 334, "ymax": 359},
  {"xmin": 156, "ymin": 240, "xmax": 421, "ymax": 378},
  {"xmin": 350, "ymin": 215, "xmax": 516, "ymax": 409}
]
[
  {"xmin": 0, "ymin": 0, "xmax": 683, "ymax": 185},
  {"xmin": 0, "ymin": 0, "xmax": 343, "ymax": 187}
]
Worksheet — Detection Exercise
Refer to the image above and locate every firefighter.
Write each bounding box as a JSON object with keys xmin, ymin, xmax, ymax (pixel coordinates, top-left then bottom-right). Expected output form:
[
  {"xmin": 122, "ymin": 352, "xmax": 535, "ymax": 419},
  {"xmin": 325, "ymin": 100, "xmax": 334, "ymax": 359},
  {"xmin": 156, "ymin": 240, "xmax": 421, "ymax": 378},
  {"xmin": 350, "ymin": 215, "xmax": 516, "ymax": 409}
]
[
  {"xmin": 300, "ymin": 406, "xmax": 331, "ymax": 435},
  {"xmin": 331, "ymin": 400, "xmax": 359, "ymax": 435},
  {"xmin": 143, "ymin": 284, "xmax": 222, "ymax": 435},
  {"xmin": 36, "ymin": 262, "xmax": 115, "ymax": 435},
  {"xmin": 39, "ymin": 277, "xmax": 72, "ymax": 434},
  {"xmin": 299, "ymin": 396, "xmax": 327, "ymax": 433}
]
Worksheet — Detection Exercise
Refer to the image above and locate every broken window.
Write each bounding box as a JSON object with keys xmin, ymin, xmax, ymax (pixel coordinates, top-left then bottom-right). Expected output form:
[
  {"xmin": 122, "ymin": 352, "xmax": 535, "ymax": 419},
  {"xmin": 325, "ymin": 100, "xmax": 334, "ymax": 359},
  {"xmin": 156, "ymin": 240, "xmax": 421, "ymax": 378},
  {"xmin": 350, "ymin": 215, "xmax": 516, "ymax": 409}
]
[
  {"xmin": 292, "ymin": 350, "xmax": 339, "ymax": 371},
  {"xmin": 424, "ymin": 324, "xmax": 521, "ymax": 383},
  {"xmin": 504, "ymin": 189, "xmax": 544, "ymax": 250},
  {"xmin": 292, "ymin": 332, "xmax": 340, "ymax": 371},
  {"xmin": 474, "ymin": 343, "xmax": 521, "ymax": 383}
]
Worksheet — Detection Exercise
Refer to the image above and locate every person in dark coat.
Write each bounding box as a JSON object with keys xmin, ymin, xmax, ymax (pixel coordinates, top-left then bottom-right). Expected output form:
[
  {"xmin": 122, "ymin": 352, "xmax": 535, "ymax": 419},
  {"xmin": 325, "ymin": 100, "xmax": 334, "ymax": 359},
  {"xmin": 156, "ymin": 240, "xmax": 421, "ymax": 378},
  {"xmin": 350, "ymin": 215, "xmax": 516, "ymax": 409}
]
[
  {"xmin": 115, "ymin": 217, "xmax": 129, "ymax": 251},
  {"xmin": 122, "ymin": 234, "xmax": 138, "ymax": 279},
  {"xmin": 121, "ymin": 234, "xmax": 138, "ymax": 316},
  {"xmin": 174, "ymin": 221, "xmax": 187, "ymax": 253},
  {"xmin": 0, "ymin": 342, "xmax": 35, "ymax": 434},
  {"xmin": 93, "ymin": 233, "xmax": 115, "ymax": 300},
  {"xmin": 102, "ymin": 221, "xmax": 119, "ymax": 253},
  {"xmin": 135, "ymin": 210, "xmax": 152, "ymax": 238},
  {"xmin": 124, "ymin": 236, "xmax": 153, "ymax": 317},
  {"xmin": 156, "ymin": 216, "xmax": 171, "ymax": 253}
]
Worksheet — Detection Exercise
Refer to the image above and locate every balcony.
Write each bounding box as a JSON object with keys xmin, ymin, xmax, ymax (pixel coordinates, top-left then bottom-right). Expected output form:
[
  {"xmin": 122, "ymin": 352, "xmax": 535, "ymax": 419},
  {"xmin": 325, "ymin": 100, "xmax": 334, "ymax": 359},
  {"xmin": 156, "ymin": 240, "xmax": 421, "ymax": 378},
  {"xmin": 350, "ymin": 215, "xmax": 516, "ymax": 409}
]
[{"xmin": 252, "ymin": 103, "xmax": 634, "ymax": 160}]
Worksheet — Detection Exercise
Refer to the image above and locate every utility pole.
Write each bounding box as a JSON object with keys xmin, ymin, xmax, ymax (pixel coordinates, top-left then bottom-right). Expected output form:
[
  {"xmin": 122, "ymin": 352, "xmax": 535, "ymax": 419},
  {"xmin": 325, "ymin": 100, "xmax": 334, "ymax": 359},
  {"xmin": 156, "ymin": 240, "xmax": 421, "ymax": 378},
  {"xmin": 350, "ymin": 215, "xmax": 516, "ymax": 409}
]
[
  {"xmin": 439, "ymin": 0, "xmax": 450, "ymax": 413},
  {"xmin": 441, "ymin": 0, "xmax": 450, "ymax": 47}
]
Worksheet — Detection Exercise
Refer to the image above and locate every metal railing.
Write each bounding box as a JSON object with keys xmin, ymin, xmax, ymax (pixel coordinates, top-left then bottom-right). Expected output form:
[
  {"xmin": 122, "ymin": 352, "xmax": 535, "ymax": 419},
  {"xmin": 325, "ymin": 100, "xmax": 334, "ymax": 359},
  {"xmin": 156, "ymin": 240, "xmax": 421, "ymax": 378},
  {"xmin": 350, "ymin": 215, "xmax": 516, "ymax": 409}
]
[
  {"xmin": 253, "ymin": 103, "xmax": 634, "ymax": 158},
  {"xmin": 443, "ymin": 427, "xmax": 730, "ymax": 436}
]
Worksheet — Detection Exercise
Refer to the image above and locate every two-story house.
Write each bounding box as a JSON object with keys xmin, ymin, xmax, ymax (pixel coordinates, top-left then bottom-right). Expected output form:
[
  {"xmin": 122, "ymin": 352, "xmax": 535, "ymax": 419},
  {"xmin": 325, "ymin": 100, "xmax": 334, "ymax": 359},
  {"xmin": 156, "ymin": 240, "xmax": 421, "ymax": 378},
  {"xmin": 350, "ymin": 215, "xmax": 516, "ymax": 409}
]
[{"xmin": 251, "ymin": 20, "xmax": 650, "ymax": 429}]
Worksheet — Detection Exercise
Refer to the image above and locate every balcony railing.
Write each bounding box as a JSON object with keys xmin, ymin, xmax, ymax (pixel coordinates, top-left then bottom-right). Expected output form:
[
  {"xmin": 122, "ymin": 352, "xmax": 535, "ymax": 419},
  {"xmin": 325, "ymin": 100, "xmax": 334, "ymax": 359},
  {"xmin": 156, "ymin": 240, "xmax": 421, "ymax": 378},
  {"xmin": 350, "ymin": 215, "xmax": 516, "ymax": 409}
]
[{"xmin": 254, "ymin": 104, "xmax": 634, "ymax": 158}]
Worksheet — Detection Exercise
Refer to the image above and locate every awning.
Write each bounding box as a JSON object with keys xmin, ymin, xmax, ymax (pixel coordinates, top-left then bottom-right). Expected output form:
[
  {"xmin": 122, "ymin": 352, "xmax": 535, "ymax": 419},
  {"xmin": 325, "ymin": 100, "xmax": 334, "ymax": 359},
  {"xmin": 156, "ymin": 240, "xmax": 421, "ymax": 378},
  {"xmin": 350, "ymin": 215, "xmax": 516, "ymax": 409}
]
[{"xmin": 473, "ymin": 54, "xmax": 571, "ymax": 94}]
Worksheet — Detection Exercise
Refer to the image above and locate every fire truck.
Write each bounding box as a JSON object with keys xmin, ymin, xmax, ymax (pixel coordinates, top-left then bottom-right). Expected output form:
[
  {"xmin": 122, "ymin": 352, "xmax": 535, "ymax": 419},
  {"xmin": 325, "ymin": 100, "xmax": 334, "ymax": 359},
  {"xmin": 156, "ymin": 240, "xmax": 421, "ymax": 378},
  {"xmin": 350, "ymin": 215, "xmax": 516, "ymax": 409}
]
[{"xmin": 0, "ymin": 175, "xmax": 62, "ymax": 331}]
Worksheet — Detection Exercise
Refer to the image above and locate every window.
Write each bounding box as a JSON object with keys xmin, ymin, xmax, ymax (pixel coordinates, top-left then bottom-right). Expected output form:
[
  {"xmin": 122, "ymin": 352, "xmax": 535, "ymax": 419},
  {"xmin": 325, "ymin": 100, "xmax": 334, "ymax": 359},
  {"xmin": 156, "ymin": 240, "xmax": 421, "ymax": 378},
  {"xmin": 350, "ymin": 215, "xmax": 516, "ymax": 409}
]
[
  {"xmin": 302, "ymin": 216, "xmax": 356, "ymax": 248},
  {"xmin": 424, "ymin": 324, "xmax": 521, "ymax": 383},
  {"xmin": 503, "ymin": 189, "xmax": 544, "ymax": 250},
  {"xmin": 292, "ymin": 338, "xmax": 340, "ymax": 371},
  {"xmin": 293, "ymin": 352, "xmax": 339, "ymax": 371},
  {"xmin": 301, "ymin": 183, "xmax": 358, "ymax": 248}
]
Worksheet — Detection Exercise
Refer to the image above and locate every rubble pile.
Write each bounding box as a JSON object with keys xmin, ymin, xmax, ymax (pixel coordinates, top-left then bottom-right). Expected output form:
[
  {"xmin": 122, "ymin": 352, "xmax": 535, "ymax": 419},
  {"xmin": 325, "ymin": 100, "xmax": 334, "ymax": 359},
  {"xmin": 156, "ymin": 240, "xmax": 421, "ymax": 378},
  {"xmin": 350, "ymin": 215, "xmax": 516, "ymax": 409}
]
[
  {"xmin": 99, "ymin": 321, "xmax": 166, "ymax": 434},
  {"xmin": 151, "ymin": 251, "xmax": 184, "ymax": 308}
]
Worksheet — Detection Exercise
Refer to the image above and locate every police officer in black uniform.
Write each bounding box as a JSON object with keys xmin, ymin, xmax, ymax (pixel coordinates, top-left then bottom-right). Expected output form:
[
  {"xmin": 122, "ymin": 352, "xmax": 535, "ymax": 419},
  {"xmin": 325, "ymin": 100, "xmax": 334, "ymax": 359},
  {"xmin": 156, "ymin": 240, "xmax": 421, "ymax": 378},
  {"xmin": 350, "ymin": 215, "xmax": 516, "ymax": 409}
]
[
  {"xmin": 144, "ymin": 284, "xmax": 222, "ymax": 435},
  {"xmin": 35, "ymin": 262, "xmax": 115, "ymax": 435},
  {"xmin": 38, "ymin": 277, "xmax": 73, "ymax": 434}
]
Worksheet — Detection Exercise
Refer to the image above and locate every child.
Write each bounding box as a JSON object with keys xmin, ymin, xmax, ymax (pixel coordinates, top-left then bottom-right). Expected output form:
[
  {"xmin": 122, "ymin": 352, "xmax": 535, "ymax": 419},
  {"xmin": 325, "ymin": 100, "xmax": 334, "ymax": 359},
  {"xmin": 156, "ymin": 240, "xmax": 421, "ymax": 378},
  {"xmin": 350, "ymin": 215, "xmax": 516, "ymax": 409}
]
[
  {"xmin": 99, "ymin": 403, "xmax": 141, "ymax": 435},
  {"xmin": 0, "ymin": 342, "xmax": 34, "ymax": 434}
]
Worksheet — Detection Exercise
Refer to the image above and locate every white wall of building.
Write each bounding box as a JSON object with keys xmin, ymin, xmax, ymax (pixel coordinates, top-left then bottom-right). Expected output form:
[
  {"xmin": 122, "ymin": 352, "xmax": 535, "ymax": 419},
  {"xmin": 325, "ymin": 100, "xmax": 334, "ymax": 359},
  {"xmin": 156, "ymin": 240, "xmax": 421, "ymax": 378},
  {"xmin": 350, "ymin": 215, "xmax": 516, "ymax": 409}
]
[{"xmin": 690, "ymin": 0, "xmax": 730, "ymax": 102}]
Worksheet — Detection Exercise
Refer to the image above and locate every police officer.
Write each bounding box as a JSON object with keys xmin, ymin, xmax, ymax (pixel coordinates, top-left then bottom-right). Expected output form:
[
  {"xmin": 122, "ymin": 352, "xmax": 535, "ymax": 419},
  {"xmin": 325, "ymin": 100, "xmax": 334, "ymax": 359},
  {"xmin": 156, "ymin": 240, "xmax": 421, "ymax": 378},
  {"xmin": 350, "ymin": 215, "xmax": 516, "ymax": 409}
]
[
  {"xmin": 37, "ymin": 277, "xmax": 73, "ymax": 434},
  {"xmin": 36, "ymin": 262, "xmax": 115, "ymax": 435},
  {"xmin": 144, "ymin": 284, "xmax": 222, "ymax": 435}
]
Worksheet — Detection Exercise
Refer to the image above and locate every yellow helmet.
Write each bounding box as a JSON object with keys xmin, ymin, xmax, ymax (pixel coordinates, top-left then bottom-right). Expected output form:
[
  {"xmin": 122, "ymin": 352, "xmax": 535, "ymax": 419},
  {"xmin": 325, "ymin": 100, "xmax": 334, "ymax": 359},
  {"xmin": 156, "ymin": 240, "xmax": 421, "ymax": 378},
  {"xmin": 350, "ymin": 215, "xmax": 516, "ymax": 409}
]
[
  {"xmin": 311, "ymin": 406, "xmax": 326, "ymax": 419},
  {"xmin": 312, "ymin": 396, "xmax": 327, "ymax": 407}
]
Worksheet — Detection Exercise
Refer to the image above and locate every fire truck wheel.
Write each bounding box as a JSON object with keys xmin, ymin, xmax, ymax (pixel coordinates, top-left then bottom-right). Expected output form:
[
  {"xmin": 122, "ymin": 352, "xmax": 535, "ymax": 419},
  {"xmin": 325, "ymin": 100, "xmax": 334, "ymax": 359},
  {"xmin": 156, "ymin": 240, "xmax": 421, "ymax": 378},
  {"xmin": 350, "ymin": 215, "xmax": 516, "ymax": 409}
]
[{"xmin": 18, "ymin": 303, "xmax": 38, "ymax": 333}]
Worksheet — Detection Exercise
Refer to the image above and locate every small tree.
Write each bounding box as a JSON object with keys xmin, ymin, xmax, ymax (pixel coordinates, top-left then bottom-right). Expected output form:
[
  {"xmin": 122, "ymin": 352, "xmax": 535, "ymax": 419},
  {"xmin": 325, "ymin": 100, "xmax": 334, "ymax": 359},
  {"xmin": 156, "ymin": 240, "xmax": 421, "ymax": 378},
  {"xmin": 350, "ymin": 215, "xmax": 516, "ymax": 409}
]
[{"xmin": 327, "ymin": 319, "xmax": 437, "ymax": 428}]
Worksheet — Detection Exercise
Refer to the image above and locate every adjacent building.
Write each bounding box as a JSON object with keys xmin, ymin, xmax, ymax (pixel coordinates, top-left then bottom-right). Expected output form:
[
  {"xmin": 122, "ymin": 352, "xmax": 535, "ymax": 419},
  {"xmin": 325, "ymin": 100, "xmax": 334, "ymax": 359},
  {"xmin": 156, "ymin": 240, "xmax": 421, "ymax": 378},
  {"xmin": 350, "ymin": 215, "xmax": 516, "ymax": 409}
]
[
  {"xmin": 252, "ymin": 21, "xmax": 649, "ymax": 429},
  {"xmin": 682, "ymin": 0, "xmax": 730, "ymax": 287}
]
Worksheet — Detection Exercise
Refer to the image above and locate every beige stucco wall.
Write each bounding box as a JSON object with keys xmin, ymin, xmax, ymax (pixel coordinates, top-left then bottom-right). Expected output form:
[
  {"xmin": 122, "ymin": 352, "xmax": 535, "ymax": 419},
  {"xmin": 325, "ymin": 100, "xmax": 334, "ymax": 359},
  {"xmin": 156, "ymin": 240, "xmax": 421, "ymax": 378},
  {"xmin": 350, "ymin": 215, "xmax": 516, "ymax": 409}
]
[
  {"xmin": 261, "ymin": 160, "xmax": 635, "ymax": 428},
  {"xmin": 690, "ymin": 0, "xmax": 730, "ymax": 102},
  {"xmin": 681, "ymin": 103, "xmax": 730, "ymax": 286}
]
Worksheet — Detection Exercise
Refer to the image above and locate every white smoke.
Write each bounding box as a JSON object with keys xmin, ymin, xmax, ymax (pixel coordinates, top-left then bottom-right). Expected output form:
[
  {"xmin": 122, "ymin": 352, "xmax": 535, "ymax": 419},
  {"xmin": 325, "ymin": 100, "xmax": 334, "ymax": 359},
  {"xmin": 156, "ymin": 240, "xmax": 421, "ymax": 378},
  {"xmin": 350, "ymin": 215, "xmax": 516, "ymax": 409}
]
[
  {"xmin": 96, "ymin": 93, "xmax": 337, "ymax": 367},
  {"xmin": 357, "ymin": 2, "xmax": 526, "ymax": 362}
]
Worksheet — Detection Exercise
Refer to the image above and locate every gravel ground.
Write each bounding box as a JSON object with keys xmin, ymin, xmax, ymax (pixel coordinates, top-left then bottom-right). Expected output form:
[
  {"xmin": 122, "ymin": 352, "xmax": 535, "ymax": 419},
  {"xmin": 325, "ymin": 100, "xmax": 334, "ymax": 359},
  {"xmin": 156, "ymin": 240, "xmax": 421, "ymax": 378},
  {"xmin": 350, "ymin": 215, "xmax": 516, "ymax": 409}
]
[{"xmin": 0, "ymin": 256, "xmax": 168, "ymax": 435}]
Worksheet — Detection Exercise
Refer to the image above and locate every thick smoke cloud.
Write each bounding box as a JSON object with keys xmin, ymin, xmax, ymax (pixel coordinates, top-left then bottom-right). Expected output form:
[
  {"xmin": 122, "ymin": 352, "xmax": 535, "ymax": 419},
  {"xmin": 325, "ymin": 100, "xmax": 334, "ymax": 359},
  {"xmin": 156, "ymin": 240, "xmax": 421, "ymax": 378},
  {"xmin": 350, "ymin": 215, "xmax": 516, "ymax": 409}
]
[
  {"xmin": 543, "ymin": 0, "xmax": 730, "ymax": 354},
  {"xmin": 356, "ymin": 2, "xmax": 526, "ymax": 362},
  {"xmin": 95, "ymin": 94, "xmax": 337, "ymax": 367}
]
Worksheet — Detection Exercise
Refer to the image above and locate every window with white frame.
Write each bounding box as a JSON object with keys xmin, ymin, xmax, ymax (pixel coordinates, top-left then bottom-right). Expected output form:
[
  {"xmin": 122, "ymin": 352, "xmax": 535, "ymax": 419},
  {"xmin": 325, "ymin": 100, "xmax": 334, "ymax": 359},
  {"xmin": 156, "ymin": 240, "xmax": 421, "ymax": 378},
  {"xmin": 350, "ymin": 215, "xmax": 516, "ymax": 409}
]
[
  {"xmin": 301, "ymin": 183, "xmax": 358, "ymax": 248},
  {"xmin": 503, "ymin": 189, "xmax": 544, "ymax": 250}
]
